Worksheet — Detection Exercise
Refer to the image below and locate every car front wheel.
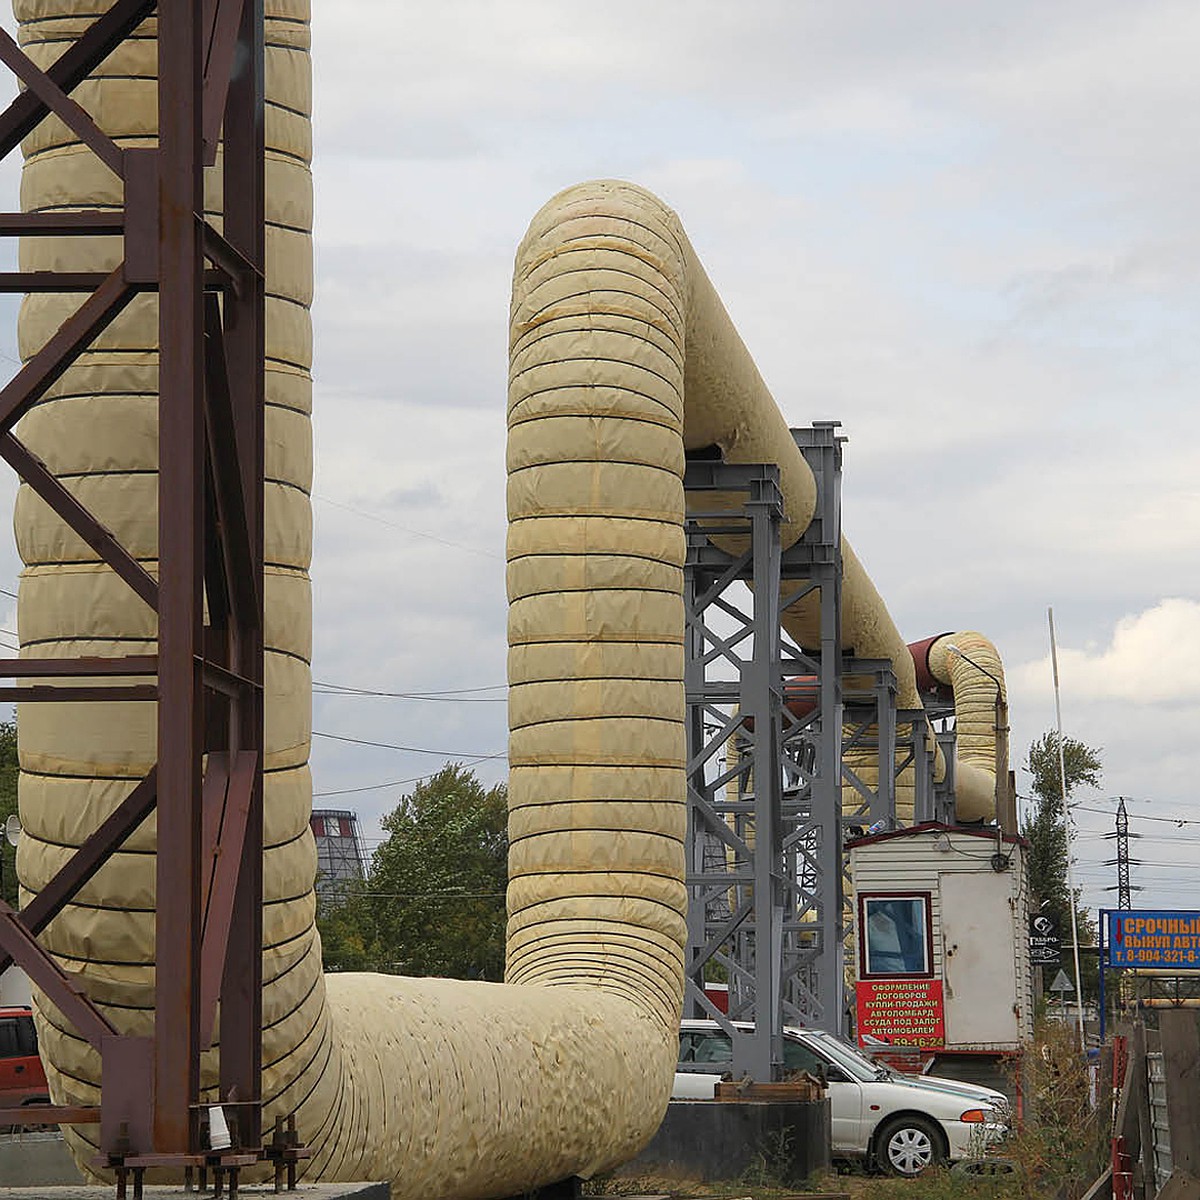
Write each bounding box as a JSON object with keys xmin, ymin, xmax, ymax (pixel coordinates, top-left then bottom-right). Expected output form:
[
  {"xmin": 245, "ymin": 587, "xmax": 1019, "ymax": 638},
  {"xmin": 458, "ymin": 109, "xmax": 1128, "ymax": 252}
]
[{"xmin": 875, "ymin": 1115, "xmax": 945, "ymax": 1176}]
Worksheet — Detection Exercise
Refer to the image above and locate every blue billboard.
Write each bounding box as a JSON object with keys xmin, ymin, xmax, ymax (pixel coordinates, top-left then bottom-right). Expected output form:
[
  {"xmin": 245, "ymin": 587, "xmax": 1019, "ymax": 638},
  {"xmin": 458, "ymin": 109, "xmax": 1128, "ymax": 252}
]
[{"xmin": 1106, "ymin": 910, "xmax": 1200, "ymax": 969}]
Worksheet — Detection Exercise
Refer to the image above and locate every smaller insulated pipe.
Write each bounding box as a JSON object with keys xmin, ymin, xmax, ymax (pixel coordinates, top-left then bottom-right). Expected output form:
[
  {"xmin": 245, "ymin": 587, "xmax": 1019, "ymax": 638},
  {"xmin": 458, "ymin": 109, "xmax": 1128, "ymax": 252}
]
[
  {"xmin": 924, "ymin": 631, "xmax": 1007, "ymax": 822},
  {"xmin": 908, "ymin": 634, "xmax": 954, "ymax": 702}
]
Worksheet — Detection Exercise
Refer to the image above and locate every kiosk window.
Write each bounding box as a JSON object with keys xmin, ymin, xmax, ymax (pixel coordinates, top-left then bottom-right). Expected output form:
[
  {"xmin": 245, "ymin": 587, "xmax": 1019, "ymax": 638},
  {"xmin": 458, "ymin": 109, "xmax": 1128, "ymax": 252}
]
[{"xmin": 861, "ymin": 894, "xmax": 931, "ymax": 977}]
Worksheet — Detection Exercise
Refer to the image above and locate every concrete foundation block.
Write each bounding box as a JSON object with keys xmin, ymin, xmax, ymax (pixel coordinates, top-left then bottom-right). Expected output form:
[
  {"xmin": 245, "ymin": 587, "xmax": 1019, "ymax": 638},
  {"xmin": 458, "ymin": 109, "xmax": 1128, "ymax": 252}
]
[{"xmin": 618, "ymin": 1098, "xmax": 831, "ymax": 1186}]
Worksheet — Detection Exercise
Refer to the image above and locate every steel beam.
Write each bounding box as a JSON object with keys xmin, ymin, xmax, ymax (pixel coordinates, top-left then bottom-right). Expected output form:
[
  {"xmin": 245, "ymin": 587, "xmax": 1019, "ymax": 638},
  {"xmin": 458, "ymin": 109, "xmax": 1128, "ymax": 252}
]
[
  {"xmin": 0, "ymin": 0, "xmax": 155, "ymax": 157},
  {"xmin": 840, "ymin": 661, "xmax": 899, "ymax": 831},
  {"xmin": 0, "ymin": 267, "xmax": 134, "ymax": 434},
  {"xmin": 212, "ymin": 0, "xmax": 265, "ymax": 1147},
  {"xmin": 153, "ymin": 0, "xmax": 207, "ymax": 1155},
  {"xmin": 0, "ymin": 27, "xmax": 125, "ymax": 175},
  {"xmin": 0, "ymin": 1105, "xmax": 101, "ymax": 1125},
  {"xmin": 0, "ymin": 770, "xmax": 158, "ymax": 978},
  {"xmin": 0, "ymin": 655, "xmax": 158, "ymax": 676},
  {"xmin": 0, "ymin": 900, "xmax": 117, "ymax": 1049},
  {"xmin": 0, "ymin": 212, "xmax": 125, "ymax": 236},
  {"xmin": 783, "ymin": 423, "xmax": 845, "ymax": 1036}
]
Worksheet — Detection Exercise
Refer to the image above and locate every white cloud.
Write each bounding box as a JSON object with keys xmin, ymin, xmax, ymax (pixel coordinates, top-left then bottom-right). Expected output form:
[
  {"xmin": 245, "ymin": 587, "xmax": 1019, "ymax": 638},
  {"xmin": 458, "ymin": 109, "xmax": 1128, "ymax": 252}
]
[
  {"xmin": 289, "ymin": 0, "xmax": 1200, "ymax": 874},
  {"xmin": 1014, "ymin": 599, "xmax": 1200, "ymax": 705}
]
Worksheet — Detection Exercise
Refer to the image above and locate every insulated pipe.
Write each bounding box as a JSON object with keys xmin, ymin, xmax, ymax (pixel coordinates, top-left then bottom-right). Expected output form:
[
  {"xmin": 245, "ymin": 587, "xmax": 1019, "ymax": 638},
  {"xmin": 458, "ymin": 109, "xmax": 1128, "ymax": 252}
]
[
  {"xmin": 926, "ymin": 631, "xmax": 1007, "ymax": 821},
  {"xmin": 13, "ymin": 0, "xmax": 325, "ymax": 1171},
  {"xmin": 509, "ymin": 182, "xmax": 938, "ymax": 867},
  {"xmin": 908, "ymin": 634, "xmax": 955, "ymax": 701}
]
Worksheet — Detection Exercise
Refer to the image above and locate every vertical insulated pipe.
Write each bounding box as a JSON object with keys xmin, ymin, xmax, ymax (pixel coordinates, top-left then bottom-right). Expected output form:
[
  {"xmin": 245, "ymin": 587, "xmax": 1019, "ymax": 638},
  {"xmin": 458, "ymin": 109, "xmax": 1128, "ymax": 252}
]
[
  {"xmin": 12, "ymin": 0, "xmax": 329, "ymax": 1174},
  {"xmin": 925, "ymin": 631, "xmax": 1007, "ymax": 821}
]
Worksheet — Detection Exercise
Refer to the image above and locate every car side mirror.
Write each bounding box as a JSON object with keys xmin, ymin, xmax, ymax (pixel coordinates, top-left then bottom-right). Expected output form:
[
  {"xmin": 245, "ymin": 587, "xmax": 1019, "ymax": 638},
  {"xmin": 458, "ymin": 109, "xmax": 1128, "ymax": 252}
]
[{"xmin": 824, "ymin": 1064, "xmax": 848, "ymax": 1083}]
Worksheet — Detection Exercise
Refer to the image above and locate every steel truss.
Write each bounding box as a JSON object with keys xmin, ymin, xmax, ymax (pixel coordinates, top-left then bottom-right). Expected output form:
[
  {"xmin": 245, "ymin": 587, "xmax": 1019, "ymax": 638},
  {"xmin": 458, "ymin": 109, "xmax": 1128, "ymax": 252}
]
[
  {"xmin": 840, "ymin": 661, "xmax": 897, "ymax": 832},
  {"xmin": 0, "ymin": 0, "xmax": 286, "ymax": 1182},
  {"xmin": 929, "ymin": 711, "xmax": 959, "ymax": 826},
  {"xmin": 682, "ymin": 423, "xmax": 845, "ymax": 1080},
  {"xmin": 1109, "ymin": 796, "xmax": 1134, "ymax": 911},
  {"xmin": 841, "ymin": 669, "xmax": 951, "ymax": 833}
]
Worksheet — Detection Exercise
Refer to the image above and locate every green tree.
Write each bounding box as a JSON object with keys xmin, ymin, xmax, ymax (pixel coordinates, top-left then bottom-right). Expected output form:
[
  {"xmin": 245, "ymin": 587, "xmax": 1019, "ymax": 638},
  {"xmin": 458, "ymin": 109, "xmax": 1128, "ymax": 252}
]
[
  {"xmin": 318, "ymin": 764, "xmax": 508, "ymax": 980},
  {"xmin": 0, "ymin": 721, "xmax": 17, "ymax": 908},
  {"xmin": 1022, "ymin": 730, "xmax": 1102, "ymax": 994}
]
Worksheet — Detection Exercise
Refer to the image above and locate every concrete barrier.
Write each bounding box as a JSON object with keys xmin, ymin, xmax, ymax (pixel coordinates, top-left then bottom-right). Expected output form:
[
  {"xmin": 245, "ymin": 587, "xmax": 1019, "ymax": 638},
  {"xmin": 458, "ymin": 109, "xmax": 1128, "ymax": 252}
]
[{"xmin": 0, "ymin": 1131, "xmax": 84, "ymax": 1187}]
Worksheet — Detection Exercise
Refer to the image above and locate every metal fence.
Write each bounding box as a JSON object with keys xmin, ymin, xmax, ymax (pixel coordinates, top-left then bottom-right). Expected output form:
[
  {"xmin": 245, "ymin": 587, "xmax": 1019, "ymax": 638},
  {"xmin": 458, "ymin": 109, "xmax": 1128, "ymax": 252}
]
[{"xmin": 1146, "ymin": 1051, "xmax": 1172, "ymax": 1190}]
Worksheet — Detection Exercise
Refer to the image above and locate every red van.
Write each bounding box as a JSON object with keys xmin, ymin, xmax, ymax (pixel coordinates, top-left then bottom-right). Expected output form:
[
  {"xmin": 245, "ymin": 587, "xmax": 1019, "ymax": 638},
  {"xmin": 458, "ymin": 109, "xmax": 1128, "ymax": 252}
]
[{"xmin": 0, "ymin": 1006, "xmax": 49, "ymax": 1106}]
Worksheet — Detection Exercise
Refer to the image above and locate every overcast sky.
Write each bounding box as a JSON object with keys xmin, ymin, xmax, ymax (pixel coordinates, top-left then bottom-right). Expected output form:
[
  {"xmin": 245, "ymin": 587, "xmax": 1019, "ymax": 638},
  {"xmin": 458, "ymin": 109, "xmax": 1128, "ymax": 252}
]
[
  {"xmin": 3, "ymin": 3, "xmax": 1198, "ymax": 916},
  {"xmin": 303, "ymin": 1, "xmax": 1200, "ymax": 913}
]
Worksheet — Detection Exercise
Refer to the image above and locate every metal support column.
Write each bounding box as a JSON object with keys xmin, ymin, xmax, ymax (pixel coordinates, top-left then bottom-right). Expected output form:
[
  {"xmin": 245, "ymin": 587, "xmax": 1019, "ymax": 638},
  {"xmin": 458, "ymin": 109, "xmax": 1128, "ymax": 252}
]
[
  {"xmin": 785, "ymin": 423, "xmax": 845, "ymax": 1037},
  {"xmin": 932, "ymin": 726, "xmax": 958, "ymax": 824},
  {"xmin": 214, "ymin": 0, "xmax": 266, "ymax": 1155},
  {"xmin": 901, "ymin": 708, "xmax": 937, "ymax": 824},
  {"xmin": 682, "ymin": 423, "xmax": 845, "ymax": 1078},
  {"xmin": 840, "ymin": 660, "xmax": 898, "ymax": 833},
  {"xmin": 155, "ymin": 0, "xmax": 206, "ymax": 1152},
  {"xmin": 683, "ymin": 460, "xmax": 787, "ymax": 1082}
]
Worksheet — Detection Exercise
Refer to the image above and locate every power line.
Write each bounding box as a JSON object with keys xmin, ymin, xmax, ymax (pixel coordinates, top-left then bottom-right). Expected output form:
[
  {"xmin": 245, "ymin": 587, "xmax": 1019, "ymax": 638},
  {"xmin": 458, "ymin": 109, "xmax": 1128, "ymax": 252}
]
[
  {"xmin": 1075, "ymin": 803, "xmax": 1200, "ymax": 828},
  {"xmin": 313, "ymin": 680, "xmax": 505, "ymax": 702},
  {"xmin": 1020, "ymin": 792, "xmax": 1200, "ymax": 829},
  {"xmin": 312, "ymin": 729, "xmax": 506, "ymax": 759},
  {"xmin": 1077, "ymin": 833, "xmax": 1200, "ymax": 845},
  {"xmin": 313, "ymin": 493, "xmax": 501, "ymax": 561},
  {"xmin": 313, "ymin": 757, "xmax": 502, "ymax": 798},
  {"xmin": 338, "ymin": 891, "xmax": 505, "ymax": 901},
  {"xmin": 1075, "ymin": 862, "xmax": 1200, "ymax": 872}
]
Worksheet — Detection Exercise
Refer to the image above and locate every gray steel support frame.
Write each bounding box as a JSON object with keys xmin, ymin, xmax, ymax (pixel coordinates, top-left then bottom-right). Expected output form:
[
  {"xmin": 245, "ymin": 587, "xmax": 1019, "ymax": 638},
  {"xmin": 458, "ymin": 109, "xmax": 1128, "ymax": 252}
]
[
  {"xmin": 898, "ymin": 692, "xmax": 957, "ymax": 826},
  {"xmin": 840, "ymin": 660, "xmax": 898, "ymax": 833},
  {"xmin": 841, "ymin": 667, "xmax": 960, "ymax": 833},
  {"xmin": 682, "ymin": 423, "xmax": 845, "ymax": 1080},
  {"xmin": 932, "ymin": 724, "xmax": 958, "ymax": 825},
  {"xmin": 900, "ymin": 708, "xmax": 939, "ymax": 825}
]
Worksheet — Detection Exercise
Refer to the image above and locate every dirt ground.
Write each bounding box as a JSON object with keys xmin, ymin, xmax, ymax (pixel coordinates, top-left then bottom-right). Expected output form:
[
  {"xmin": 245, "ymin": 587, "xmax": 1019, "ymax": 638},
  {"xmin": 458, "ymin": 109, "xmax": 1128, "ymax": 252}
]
[{"xmin": 588, "ymin": 1166, "xmax": 1026, "ymax": 1200}]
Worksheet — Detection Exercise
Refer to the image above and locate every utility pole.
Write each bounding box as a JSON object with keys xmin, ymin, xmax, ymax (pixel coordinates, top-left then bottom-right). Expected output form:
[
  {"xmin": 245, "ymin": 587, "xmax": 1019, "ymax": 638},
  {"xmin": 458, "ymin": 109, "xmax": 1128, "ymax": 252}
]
[
  {"xmin": 1104, "ymin": 796, "xmax": 1139, "ymax": 906},
  {"xmin": 1115, "ymin": 797, "xmax": 1131, "ymax": 910},
  {"xmin": 1103, "ymin": 797, "xmax": 1141, "ymax": 1028}
]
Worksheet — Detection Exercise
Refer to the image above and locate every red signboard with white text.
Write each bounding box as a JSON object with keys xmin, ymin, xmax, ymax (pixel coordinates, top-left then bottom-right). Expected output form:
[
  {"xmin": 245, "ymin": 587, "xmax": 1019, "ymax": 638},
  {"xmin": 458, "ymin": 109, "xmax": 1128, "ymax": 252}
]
[{"xmin": 856, "ymin": 978, "xmax": 945, "ymax": 1050}]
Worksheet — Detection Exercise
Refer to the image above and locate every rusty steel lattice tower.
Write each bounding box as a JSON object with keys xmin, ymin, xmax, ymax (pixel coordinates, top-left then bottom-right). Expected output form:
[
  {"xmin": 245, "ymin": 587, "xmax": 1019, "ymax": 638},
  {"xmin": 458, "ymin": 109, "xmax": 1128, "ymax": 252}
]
[{"xmin": 0, "ymin": 0, "xmax": 281, "ymax": 1179}]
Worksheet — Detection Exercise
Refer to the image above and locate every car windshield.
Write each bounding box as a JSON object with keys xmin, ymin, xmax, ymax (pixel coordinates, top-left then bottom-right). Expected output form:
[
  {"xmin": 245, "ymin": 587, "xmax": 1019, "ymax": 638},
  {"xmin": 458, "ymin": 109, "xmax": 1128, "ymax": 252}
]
[{"xmin": 801, "ymin": 1030, "xmax": 888, "ymax": 1081}]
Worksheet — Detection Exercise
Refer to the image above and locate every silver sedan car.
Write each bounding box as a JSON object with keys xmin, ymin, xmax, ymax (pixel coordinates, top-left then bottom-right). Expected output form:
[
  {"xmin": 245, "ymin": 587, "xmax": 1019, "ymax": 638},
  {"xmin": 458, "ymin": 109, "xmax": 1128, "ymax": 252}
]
[{"xmin": 675, "ymin": 1020, "xmax": 1010, "ymax": 1175}]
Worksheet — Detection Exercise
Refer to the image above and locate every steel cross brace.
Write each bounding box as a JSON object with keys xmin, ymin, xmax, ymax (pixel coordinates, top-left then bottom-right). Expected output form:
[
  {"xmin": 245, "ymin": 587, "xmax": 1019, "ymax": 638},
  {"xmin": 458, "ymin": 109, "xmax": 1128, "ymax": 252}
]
[
  {"xmin": 0, "ymin": 0, "xmax": 269, "ymax": 1167},
  {"xmin": 840, "ymin": 659, "xmax": 899, "ymax": 830}
]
